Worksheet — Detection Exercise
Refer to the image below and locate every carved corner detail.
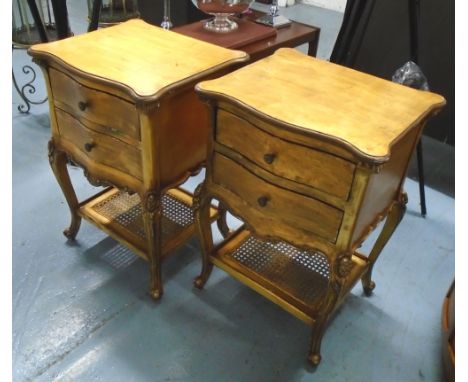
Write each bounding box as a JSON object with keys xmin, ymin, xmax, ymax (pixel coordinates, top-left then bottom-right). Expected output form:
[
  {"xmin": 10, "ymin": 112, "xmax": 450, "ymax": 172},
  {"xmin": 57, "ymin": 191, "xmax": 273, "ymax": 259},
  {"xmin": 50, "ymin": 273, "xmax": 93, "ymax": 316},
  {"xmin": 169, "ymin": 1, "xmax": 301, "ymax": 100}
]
[
  {"xmin": 31, "ymin": 57, "xmax": 46, "ymax": 67},
  {"xmin": 196, "ymin": 93, "xmax": 214, "ymax": 106},
  {"xmin": 192, "ymin": 183, "xmax": 205, "ymax": 212},
  {"xmin": 136, "ymin": 100, "xmax": 160, "ymax": 114},
  {"xmin": 83, "ymin": 169, "xmax": 111, "ymax": 188},
  {"xmin": 399, "ymin": 192, "xmax": 408, "ymax": 205},
  {"xmin": 82, "ymin": 167, "xmax": 135, "ymax": 194},
  {"xmin": 143, "ymin": 190, "xmax": 160, "ymax": 213},
  {"xmin": 335, "ymin": 252, "xmax": 354, "ymax": 278},
  {"xmin": 48, "ymin": 139, "xmax": 56, "ymax": 164}
]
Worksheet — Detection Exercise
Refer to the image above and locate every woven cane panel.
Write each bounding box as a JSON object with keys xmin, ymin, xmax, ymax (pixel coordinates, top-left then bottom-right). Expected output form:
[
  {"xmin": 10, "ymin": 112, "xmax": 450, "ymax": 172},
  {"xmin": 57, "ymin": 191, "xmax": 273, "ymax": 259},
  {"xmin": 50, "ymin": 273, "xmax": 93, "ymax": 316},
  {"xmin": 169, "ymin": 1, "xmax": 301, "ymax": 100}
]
[
  {"xmin": 91, "ymin": 190, "xmax": 194, "ymax": 243},
  {"xmin": 229, "ymin": 235, "xmax": 330, "ymax": 306},
  {"xmin": 93, "ymin": 191, "xmax": 145, "ymax": 236}
]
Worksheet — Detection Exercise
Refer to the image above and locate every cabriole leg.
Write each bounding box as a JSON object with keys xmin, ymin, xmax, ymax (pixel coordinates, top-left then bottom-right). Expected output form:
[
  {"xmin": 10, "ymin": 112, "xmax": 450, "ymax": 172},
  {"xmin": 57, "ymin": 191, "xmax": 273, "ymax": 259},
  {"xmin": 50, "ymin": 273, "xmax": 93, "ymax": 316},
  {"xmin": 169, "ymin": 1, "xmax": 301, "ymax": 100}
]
[
  {"xmin": 308, "ymin": 288, "xmax": 340, "ymax": 365},
  {"xmin": 361, "ymin": 194, "xmax": 407, "ymax": 295},
  {"xmin": 142, "ymin": 190, "xmax": 163, "ymax": 300},
  {"xmin": 216, "ymin": 201, "xmax": 230, "ymax": 238},
  {"xmin": 308, "ymin": 319, "xmax": 327, "ymax": 366},
  {"xmin": 309, "ymin": 258, "xmax": 348, "ymax": 366},
  {"xmin": 193, "ymin": 183, "xmax": 214, "ymax": 289},
  {"xmin": 48, "ymin": 140, "xmax": 81, "ymax": 240}
]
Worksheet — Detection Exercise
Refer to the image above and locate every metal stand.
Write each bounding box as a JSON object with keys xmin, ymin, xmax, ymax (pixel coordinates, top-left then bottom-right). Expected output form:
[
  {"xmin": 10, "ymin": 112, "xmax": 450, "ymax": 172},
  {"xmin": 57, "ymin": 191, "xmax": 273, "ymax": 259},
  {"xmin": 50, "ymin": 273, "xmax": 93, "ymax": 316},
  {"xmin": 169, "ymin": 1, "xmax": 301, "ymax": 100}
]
[
  {"xmin": 88, "ymin": 0, "xmax": 102, "ymax": 32},
  {"xmin": 161, "ymin": 0, "xmax": 173, "ymax": 29},
  {"xmin": 12, "ymin": 46, "xmax": 48, "ymax": 114},
  {"xmin": 408, "ymin": 0, "xmax": 427, "ymax": 216},
  {"xmin": 255, "ymin": 0, "xmax": 291, "ymax": 28},
  {"xmin": 87, "ymin": 0, "xmax": 140, "ymax": 31},
  {"xmin": 13, "ymin": 0, "xmax": 49, "ymax": 114},
  {"xmin": 13, "ymin": 0, "xmax": 71, "ymax": 114}
]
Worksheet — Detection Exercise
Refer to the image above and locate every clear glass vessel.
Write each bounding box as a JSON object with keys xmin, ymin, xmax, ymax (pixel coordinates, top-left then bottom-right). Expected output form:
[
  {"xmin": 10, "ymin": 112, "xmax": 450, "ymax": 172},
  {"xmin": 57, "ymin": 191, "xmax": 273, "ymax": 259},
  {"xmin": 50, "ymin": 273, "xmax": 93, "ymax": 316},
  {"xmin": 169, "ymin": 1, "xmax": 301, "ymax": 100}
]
[{"xmin": 194, "ymin": 0, "xmax": 253, "ymax": 33}]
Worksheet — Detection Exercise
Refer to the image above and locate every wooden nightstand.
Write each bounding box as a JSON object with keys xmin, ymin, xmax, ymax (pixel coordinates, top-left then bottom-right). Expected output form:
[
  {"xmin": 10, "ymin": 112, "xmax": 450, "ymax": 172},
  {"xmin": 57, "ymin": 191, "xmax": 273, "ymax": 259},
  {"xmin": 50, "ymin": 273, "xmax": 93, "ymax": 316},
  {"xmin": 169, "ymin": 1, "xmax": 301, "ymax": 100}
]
[
  {"xmin": 194, "ymin": 48, "xmax": 445, "ymax": 365},
  {"xmin": 28, "ymin": 19, "xmax": 248, "ymax": 299}
]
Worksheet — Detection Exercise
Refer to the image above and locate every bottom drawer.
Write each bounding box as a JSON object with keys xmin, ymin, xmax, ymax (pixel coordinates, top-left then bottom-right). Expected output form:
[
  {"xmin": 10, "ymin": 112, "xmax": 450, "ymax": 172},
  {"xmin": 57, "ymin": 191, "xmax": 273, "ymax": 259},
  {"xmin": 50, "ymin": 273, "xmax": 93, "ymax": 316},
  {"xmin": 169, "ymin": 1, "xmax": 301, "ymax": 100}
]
[
  {"xmin": 56, "ymin": 108, "xmax": 142, "ymax": 180},
  {"xmin": 212, "ymin": 153, "xmax": 343, "ymax": 243}
]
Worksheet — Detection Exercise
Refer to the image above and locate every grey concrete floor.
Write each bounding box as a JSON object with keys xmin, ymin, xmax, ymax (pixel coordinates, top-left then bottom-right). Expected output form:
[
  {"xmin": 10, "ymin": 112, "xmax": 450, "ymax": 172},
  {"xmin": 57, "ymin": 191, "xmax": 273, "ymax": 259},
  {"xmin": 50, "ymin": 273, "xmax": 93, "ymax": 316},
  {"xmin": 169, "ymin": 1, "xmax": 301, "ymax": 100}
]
[{"xmin": 13, "ymin": 2, "xmax": 454, "ymax": 381}]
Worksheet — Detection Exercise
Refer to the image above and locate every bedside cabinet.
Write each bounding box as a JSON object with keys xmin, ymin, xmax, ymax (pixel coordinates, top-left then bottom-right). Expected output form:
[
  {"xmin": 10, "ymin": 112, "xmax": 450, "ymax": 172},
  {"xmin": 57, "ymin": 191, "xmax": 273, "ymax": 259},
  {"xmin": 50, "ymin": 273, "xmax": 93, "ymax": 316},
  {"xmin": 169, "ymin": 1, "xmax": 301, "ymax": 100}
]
[
  {"xmin": 193, "ymin": 48, "xmax": 445, "ymax": 365},
  {"xmin": 28, "ymin": 19, "xmax": 248, "ymax": 299}
]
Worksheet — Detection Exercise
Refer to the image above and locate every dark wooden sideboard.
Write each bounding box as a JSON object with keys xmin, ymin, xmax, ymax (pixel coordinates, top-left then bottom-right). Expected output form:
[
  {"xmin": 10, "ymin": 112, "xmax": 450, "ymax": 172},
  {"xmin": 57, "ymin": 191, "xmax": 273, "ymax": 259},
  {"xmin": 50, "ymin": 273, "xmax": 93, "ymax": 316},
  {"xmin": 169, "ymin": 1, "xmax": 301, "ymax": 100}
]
[{"xmin": 173, "ymin": 10, "xmax": 320, "ymax": 61}]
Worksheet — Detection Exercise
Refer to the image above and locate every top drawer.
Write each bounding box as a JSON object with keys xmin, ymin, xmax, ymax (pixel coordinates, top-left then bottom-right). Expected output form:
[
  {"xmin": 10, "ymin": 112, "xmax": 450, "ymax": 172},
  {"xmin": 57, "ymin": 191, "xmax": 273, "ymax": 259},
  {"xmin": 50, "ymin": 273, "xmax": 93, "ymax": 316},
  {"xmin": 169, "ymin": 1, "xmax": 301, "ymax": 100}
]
[
  {"xmin": 216, "ymin": 110, "xmax": 355, "ymax": 200},
  {"xmin": 49, "ymin": 68, "xmax": 140, "ymax": 142}
]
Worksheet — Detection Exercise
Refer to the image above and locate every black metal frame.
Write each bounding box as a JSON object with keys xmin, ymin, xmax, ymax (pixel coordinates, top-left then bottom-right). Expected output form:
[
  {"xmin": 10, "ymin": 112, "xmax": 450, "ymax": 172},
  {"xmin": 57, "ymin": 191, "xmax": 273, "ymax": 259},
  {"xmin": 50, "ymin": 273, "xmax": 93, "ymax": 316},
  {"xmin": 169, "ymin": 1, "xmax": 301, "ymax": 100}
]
[
  {"xmin": 408, "ymin": 0, "xmax": 427, "ymax": 216},
  {"xmin": 13, "ymin": 0, "xmax": 71, "ymax": 114},
  {"xmin": 88, "ymin": 0, "xmax": 102, "ymax": 32},
  {"xmin": 12, "ymin": 47, "xmax": 48, "ymax": 114}
]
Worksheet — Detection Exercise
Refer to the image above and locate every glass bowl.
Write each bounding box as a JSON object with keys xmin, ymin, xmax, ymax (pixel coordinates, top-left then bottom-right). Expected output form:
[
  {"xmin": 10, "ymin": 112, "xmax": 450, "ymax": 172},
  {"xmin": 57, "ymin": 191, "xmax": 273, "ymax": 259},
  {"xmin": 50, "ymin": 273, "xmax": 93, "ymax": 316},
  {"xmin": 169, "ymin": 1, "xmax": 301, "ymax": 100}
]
[{"xmin": 194, "ymin": 0, "xmax": 253, "ymax": 33}]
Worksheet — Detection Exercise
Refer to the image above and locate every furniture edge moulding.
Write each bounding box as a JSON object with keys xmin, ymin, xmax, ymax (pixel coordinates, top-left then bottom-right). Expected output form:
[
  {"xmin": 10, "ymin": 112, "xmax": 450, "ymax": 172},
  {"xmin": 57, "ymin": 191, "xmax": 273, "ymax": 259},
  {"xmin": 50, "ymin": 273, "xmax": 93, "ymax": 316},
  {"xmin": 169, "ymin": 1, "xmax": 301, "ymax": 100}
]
[
  {"xmin": 27, "ymin": 50, "xmax": 250, "ymax": 106},
  {"xmin": 195, "ymin": 88, "xmax": 445, "ymax": 168}
]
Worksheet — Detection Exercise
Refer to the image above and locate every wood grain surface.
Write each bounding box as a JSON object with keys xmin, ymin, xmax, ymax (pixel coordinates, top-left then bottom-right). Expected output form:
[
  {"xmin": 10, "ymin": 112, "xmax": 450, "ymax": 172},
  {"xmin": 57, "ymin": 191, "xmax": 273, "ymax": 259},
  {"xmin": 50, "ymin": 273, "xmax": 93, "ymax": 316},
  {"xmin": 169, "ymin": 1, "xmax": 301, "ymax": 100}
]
[
  {"xmin": 197, "ymin": 48, "xmax": 445, "ymax": 160},
  {"xmin": 29, "ymin": 19, "xmax": 248, "ymax": 99}
]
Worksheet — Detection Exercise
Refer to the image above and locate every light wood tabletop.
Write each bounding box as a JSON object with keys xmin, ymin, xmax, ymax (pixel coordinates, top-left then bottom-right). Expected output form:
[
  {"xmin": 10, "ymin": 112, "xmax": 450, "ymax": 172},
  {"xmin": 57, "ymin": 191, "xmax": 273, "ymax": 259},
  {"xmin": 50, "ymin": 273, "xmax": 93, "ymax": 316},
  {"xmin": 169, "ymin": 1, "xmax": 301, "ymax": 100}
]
[
  {"xmin": 197, "ymin": 48, "xmax": 445, "ymax": 161},
  {"xmin": 29, "ymin": 19, "xmax": 247, "ymax": 100}
]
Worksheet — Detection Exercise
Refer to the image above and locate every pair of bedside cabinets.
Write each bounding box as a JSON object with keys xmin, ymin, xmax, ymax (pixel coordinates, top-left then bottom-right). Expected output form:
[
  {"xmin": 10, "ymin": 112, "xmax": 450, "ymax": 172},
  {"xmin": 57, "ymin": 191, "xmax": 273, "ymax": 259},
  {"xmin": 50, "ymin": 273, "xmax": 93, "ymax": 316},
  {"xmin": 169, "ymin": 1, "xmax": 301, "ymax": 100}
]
[{"xmin": 29, "ymin": 19, "xmax": 445, "ymax": 365}]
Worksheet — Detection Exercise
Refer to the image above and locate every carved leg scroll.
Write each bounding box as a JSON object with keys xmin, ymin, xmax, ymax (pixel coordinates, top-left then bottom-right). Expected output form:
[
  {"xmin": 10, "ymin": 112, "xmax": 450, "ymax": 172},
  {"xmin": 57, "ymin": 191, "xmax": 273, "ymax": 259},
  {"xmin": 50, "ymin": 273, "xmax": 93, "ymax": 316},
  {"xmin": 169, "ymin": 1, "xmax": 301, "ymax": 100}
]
[
  {"xmin": 216, "ymin": 201, "xmax": 230, "ymax": 238},
  {"xmin": 142, "ymin": 190, "xmax": 163, "ymax": 300},
  {"xmin": 48, "ymin": 140, "xmax": 81, "ymax": 239},
  {"xmin": 309, "ymin": 285, "xmax": 340, "ymax": 365},
  {"xmin": 308, "ymin": 252, "xmax": 352, "ymax": 365},
  {"xmin": 361, "ymin": 193, "xmax": 407, "ymax": 296},
  {"xmin": 309, "ymin": 316, "xmax": 327, "ymax": 366},
  {"xmin": 193, "ymin": 183, "xmax": 214, "ymax": 289}
]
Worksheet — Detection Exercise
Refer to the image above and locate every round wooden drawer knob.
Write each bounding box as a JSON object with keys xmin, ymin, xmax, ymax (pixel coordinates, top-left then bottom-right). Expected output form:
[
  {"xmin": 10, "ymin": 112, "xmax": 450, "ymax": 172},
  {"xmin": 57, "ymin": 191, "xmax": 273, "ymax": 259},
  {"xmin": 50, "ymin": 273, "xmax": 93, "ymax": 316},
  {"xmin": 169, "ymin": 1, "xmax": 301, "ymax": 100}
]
[
  {"xmin": 84, "ymin": 142, "xmax": 95, "ymax": 152},
  {"xmin": 257, "ymin": 196, "xmax": 269, "ymax": 207},
  {"xmin": 78, "ymin": 101, "xmax": 88, "ymax": 111},
  {"xmin": 263, "ymin": 153, "xmax": 276, "ymax": 164}
]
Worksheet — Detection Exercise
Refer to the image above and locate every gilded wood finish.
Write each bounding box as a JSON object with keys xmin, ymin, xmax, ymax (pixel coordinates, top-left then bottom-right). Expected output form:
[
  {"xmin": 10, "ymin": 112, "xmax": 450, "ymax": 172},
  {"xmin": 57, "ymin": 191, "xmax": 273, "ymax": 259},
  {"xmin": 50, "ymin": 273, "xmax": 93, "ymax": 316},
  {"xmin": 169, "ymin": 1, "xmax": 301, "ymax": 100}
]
[
  {"xmin": 29, "ymin": 20, "xmax": 248, "ymax": 299},
  {"xmin": 194, "ymin": 48, "xmax": 445, "ymax": 366}
]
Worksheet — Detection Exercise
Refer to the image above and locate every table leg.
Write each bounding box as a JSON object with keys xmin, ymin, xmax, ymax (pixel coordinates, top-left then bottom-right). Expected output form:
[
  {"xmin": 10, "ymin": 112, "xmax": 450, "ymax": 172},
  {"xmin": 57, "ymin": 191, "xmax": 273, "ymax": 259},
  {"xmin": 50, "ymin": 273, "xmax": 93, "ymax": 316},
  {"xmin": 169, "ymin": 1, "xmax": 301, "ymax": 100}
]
[
  {"xmin": 416, "ymin": 139, "xmax": 427, "ymax": 216},
  {"xmin": 88, "ymin": 0, "xmax": 102, "ymax": 32},
  {"xmin": 361, "ymin": 193, "xmax": 407, "ymax": 295},
  {"xmin": 48, "ymin": 140, "xmax": 82, "ymax": 239},
  {"xmin": 142, "ymin": 190, "xmax": 163, "ymax": 299},
  {"xmin": 50, "ymin": 0, "xmax": 71, "ymax": 39},
  {"xmin": 193, "ymin": 183, "xmax": 214, "ymax": 289},
  {"xmin": 26, "ymin": 0, "xmax": 48, "ymax": 42},
  {"xmin": 216, "ymin": 201, "xmax": 231, "ymax": 238},
  {"xmin": 308, "ymin": 268, "xmax": 343, "ymax": 366},
  {"xmin": 307, "ymin": 29, "xmax": 320, "ymax": 57}
]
